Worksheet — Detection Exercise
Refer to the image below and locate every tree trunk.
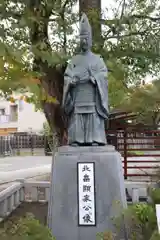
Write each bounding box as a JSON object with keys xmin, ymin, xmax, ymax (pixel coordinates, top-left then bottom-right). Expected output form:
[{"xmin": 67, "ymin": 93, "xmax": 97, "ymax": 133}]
[{"xmin": 28, "ymin": 0, "xmax": 68, "ymax": 145}]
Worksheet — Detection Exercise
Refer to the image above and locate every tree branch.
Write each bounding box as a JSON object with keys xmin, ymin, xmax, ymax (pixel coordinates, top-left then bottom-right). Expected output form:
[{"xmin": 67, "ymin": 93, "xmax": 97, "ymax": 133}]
[
  {"xmin": 105, "ymin": 30, "xmax": 147, "ymax": 40},
  {"xmin": 59, "ymin": 0, "xmax": 70, "ymax": 53},
  {"xmin": 120, "ymin": 0, "xmax": 126, "ymax": 19},
  {"xmin": 62, "ymin": 0, "xmax": 70, "ymax": 11},
  {"xmin": 101, "ymin": 14, "xmax": 160, "ymax": 26},
  {"xmin": 130, "ymin": 14, "xmax": 160, "ymax": 21}
]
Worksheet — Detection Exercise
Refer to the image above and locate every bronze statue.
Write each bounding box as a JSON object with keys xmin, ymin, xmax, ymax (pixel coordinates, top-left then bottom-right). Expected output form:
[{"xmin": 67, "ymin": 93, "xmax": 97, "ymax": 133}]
[{"xmin": 62, "ymin": 13, "xmax": 109, "ymax": 146}]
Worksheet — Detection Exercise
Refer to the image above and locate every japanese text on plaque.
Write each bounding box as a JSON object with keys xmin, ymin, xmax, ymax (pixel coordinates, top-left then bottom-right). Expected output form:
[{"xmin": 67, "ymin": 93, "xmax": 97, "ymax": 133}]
[{"xmin": 78, "ymin": 163, "xmax": 96, "ymax": 225}]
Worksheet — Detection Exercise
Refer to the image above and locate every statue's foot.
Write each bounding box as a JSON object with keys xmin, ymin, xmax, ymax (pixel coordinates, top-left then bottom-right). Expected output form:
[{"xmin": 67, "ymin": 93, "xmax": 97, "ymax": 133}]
[
  {"xmin": 92, "ymin": 142, "xmax": 98, "ymax": 146},
  {"xmin": 92, "ymin": 142, "xmax": 106, "ymax": 146},
  {"xmin": 71, "ymin": 143, "xmax": 78, "ymax": 147}
]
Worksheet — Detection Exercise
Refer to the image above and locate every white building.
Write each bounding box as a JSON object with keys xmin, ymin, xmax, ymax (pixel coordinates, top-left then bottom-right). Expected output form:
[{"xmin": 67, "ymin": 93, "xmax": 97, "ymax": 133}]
[{"xmin": 0, "ymin": 98, "xmax": 46, "ymax": 135}]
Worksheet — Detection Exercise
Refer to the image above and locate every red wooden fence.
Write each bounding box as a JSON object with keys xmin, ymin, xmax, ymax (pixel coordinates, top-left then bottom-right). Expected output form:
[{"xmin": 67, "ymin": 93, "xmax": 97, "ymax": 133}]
[{"xmin": 108, "ymin": 129, "xmax": 160, "ymax": 179}]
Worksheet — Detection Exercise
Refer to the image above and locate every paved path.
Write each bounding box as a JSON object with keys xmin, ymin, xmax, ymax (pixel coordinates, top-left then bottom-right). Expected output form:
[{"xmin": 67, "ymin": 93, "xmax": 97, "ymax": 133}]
[
  {"xmin": 0, "ymin": 154, "xmax": 160, "ymax": 183},
  {"xmin": 0, "ymin": 153, "xmax": 160, "ymax": 194},
  {"xmin": 0, "ymin": 156, "xmax": 52, "ymax": 171},
  {"xmin": 0, "ymin": 156, "xmax": 52, "ymax": 184}
]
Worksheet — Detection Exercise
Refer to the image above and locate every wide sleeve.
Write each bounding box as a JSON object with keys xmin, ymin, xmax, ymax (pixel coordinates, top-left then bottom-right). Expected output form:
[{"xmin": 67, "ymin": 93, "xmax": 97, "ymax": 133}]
[
  {"xmin": 62, "ymin": 61, "xmax": 74, "ymax": 115},
  {"xmin": 90, "ymin": 56, "xmax": 109, "ymax": 119}
]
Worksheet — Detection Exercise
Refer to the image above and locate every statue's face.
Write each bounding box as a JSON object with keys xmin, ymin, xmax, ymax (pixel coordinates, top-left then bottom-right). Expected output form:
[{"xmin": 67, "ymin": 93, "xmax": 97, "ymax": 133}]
[{"xmin": 80, "ymin": 34, "xmax": 90, "ymax": 52}]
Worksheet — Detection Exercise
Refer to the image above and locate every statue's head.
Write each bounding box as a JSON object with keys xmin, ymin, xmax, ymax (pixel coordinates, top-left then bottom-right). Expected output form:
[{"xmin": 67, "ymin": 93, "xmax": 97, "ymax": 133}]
[{"xmin": 79, "ymin": 13, "xmax": 92, "ymax": 52}]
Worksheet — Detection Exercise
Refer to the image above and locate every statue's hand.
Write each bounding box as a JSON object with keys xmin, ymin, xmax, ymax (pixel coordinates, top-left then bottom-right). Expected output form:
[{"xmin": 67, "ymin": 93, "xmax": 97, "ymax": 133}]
[
  {"xmin": 70, "ymin": 77, "xmax": 79, "ymax": 86},
  {"xmin": 90, "ymin": 76, "xmax": 96, "ymax": 85},
  {"xmin": 70, "ymin": 79, "xmax": 76, "ymax": 86}
]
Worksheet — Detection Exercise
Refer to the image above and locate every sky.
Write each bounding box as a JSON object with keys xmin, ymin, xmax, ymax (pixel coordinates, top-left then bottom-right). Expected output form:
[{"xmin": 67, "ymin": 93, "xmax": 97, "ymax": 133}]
[{"xmin": 101, "ymin": 0, "xmax": 115, "ymax": 15}]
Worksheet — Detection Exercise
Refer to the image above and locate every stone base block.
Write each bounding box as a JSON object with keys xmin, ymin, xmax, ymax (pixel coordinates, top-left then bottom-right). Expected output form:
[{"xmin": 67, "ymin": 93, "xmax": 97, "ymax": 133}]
[{"xmin": 48, "ymin": 146, "xmax": 127, "ymax": 240}]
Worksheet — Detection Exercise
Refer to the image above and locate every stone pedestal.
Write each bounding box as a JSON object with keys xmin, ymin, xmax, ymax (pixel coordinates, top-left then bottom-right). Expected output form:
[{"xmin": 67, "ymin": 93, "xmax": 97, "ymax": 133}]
[{"xmin": 47, "ymin": 146, "xmax": 127, "ymax": 240}]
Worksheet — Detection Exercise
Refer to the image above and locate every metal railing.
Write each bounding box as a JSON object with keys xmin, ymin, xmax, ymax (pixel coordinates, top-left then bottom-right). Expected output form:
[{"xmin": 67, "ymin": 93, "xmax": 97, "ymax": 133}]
[
  {"xmin": 0, "ymin": 134, "xmax": 46, "ymax": 156},
  {"xmin": 0, "ymin": 180, "xmax": 151, "ymax": 222}
]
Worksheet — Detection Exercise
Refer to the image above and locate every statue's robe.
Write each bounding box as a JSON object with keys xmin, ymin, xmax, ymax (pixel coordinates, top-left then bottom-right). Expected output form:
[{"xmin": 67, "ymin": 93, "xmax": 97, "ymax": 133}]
[{"xmin": 62, "ymin": 51, "xmax": 109, "ymax": 145}]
